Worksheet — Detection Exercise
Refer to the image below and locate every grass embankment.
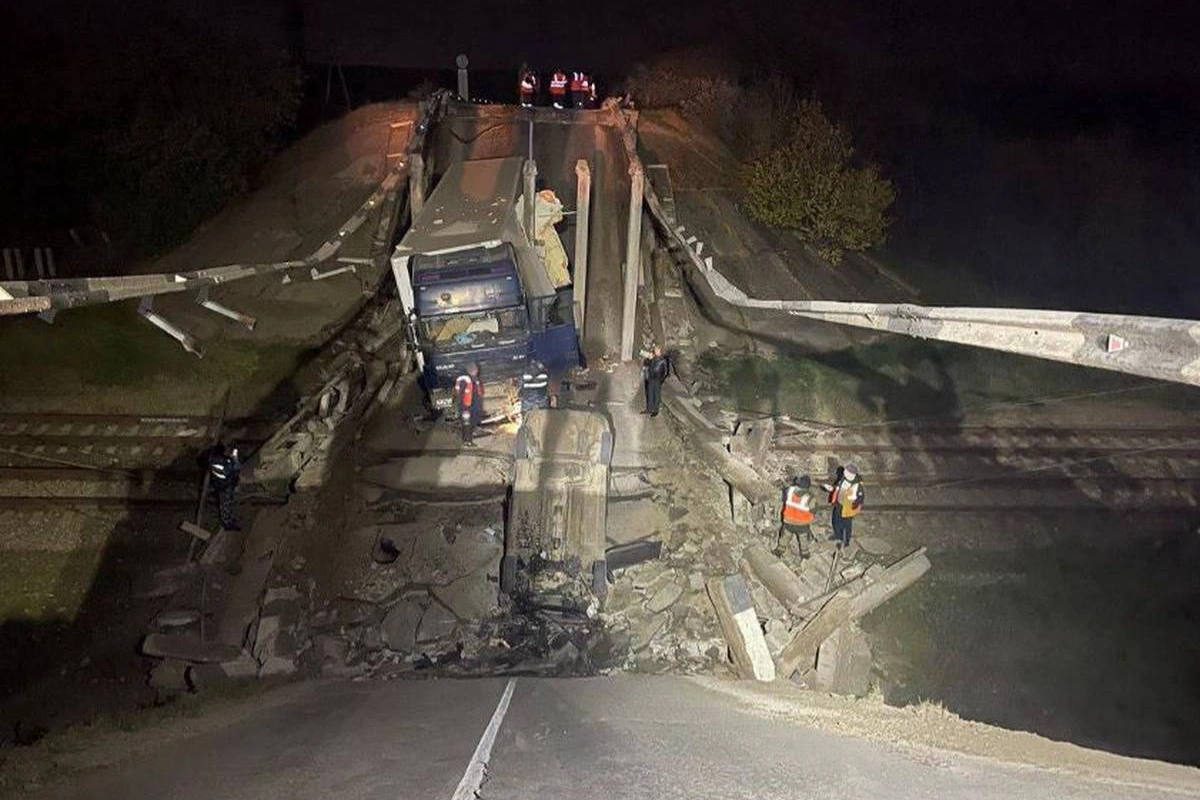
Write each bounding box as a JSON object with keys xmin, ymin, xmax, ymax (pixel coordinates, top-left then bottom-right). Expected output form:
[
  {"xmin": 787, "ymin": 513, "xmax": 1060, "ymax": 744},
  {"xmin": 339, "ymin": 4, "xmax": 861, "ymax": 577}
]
[
  {"xmin": 699, "ymin": 337, "xmax": 1200, "ymax": 426},
  {"xmin": 0, "ymin": 304, "xmax": 309, "ymax": 416}
]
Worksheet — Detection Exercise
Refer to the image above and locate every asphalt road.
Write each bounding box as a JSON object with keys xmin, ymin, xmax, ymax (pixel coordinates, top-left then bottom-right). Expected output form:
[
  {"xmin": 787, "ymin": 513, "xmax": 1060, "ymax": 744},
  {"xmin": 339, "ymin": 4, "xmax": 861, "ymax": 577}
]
[{"xmin": 35, "ymin": 677, "xmax": 1189, "ymax": 800}]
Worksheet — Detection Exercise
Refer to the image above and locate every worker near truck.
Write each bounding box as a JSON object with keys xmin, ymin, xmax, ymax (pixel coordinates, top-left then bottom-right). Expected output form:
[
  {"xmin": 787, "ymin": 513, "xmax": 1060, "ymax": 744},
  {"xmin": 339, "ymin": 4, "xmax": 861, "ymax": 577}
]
[
  {"xmin": 518, "ymin": 67, "xmax": 538, "ymax": 107},
  {"xmin": 520, "ymin": 360, "xmax": 550, "ymax": 414},
  {"xmin": 776, "ymin": 474, "xmax": 815, "ymax": 559},
  {"xmin": 205, "ymin": 443, "xmax": 241, "ymax": 531},
  {"xmin": 549, "ymin": 70, "xmax": 568, "ymax": 108},
  {"xmin": 822, "ymin": 464, "xmax": 864, "ymax": 547},
  {"xmin": 455, "ymin": 364, "xmax": 484, "ymax": 446}
]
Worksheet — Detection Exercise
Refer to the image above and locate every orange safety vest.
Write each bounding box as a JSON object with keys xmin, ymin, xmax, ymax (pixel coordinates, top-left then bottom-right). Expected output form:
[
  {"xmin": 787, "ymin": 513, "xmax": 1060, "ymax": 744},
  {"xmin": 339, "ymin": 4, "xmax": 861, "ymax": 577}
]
[
  {"xmin": 455, "ymin": 375, "xmax": 480, "ymax": 408},
  {"xmin": 550, "ymin": 72, "xmax": 567, "ymax": 94},
  {"xmin": 782, "ymin": 486, "xmax": 815, "ymax": 525},
  {"xmin": 569, "ymin": 72, "xmax": 584, "ymax": 92},
  {"xmin": 829, "ymin": 480, "xmax": 862, "ymax": 518}
]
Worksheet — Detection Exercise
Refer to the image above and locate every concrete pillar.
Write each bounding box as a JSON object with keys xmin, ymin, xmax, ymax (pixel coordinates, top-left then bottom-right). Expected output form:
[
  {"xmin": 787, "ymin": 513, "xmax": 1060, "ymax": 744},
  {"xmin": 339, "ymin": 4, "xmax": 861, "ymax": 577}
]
[
  {"xmin": 409, "ymin": 152, "xmax": 426, "ymax": 220},
  {"xmin": 45, "ymin": 247, "xmax": 56, "ymax": 278},
  {"xmin": 33, "ymin": 248, "xmax": 44, "ymax": 280},
  {"xmin": 621, "ymin": 161, "xmax": 644, "ymax": 361},
  {"xmin": 13, "ymin": 248, "xmax": 24, "ymax": 279},
  {"xmin": 573, "ymin": 159, "xmax": 591, "ymax": 333},
  {"xmin": 523, "ymin": 159, "xmax": 538, "ymax": 246},
  {"xmin": 2, "ymin": 249, "xmax": 13, "ymax": 281}
]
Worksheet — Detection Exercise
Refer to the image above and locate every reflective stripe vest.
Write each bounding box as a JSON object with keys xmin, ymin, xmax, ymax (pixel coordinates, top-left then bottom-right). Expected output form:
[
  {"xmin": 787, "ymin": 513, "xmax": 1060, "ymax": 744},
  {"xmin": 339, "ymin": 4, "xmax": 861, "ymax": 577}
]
[
  {"xmin": 782, "ymin": 486, "xmax": 815, "ymax": 524},
  {"xmin": 829, "ymin": 480, "xmax": 863, "ymax": 518},
  {"xmin": 522, "ymin": 371, "xmax": 548, "ymax": 390},
  {"xmin": 570, "ymin": 72, "xmax": 584, "ymax": 92},
  {"xmin": 550, "ymin": 72, "xmax": 567, "ymax": 93},
  {"xmin": 579, "ymin": 75, "xmax": 591, "ymax": 92},
  {"xmin": 455, "ymin": 374, "xmax": 480, "ymax": 408},
  {"xmin": 520, "ymin": 74, "xmax": 536, "ymax": 93}
]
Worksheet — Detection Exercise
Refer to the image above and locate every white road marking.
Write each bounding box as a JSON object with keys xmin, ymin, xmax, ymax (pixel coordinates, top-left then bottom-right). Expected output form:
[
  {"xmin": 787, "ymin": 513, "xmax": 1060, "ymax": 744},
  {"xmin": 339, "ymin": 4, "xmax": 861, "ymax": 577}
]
[{"xmin": 449, "ymin": 678, "xmax": 517, "ymax": 800}]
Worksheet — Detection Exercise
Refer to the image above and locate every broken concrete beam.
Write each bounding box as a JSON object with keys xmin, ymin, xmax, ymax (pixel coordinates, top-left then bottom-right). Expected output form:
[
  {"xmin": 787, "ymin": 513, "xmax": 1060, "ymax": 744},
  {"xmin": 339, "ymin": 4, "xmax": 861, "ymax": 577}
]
[
  {"xmin": 741, "ymin": 543, "xmax": 807, "ymax": 612},
  {"xmin": 776, "ymin": 548, "xmax": 930, "ymax": 678},
  {"xmin": 179, "ymin": 520, "xmax": 212, "ymax": 542},
  {"xmin": 775, "ymin": 595, "xmax": 852, "ymax": 679},
  {"xmin": 815, "ymin": 624, "xmax": 873, "ymax": 696},
  {"xmin": 729, "ymin": 418, "xmax": 775, "ymax": 467},
  {"xmin": 141, "ymin": 634, "xmax": 243, "ymax": 664},
  {"xmin": 606, "ymin": 539, "xmax": 663, "ymax": 571},
  {"xmin": 706, "ymin": 575, "xmax": 776, "ymax": 682},
  {"xmin": 153, "ymin": 609, "xmax": 202, "ymax": 629},
  {"xmin": 359, "ymin": 454, "xmax": 511, "ymax": 496},
  {"xmin": 186, "ymin": 654, "xmax": 259, "ymax": 690},
  {"xmin": 200, "ymin": 529, "xmax": 240, "ymax": 568}
]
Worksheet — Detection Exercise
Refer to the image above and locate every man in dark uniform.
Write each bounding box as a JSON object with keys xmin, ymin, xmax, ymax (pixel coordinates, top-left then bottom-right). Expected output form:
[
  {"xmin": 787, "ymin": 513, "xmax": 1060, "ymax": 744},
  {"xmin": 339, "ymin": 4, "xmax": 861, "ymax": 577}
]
[
  {"xmin": 641, "ymin": 345, "xmax": 671, "ymax": 417},
  {"xmin": 520, "ymin": 359, "xmax": 550, "ymax": 415},
  {"xmin": 205, "ymin": 443, "xmax": 241, "ymax": 531}
]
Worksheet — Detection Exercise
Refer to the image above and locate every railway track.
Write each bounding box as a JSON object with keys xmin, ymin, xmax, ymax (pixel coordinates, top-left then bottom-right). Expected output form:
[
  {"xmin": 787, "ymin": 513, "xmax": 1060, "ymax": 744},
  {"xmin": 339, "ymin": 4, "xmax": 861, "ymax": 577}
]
[
  {"xmin": 770, "ymin": 423, "xmax": 1200, "ymax": 516},
  {"xmin": 0, "ymin": 413, "xmax": 273, "ymax": 469}
]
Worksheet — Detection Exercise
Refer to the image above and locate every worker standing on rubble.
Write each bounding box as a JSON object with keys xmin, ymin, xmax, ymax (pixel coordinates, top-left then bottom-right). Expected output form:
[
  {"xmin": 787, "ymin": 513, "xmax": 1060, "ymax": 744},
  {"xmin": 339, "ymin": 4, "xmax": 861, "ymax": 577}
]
[
  {"xmin": 455, "ymin": 363, "xmax": 484, "ymax": 446},
  {"xmin": 776, "ymin": 474, "xmax": 815, "ymax": 559},
  {"xmin": 520, "ymin": 359, "xmax": 550, "ymax": 414},
  {"xmin": 641, "ymin": 345, "xmax": 671, "ymax": 417},
  {"xmin": 549, "ymin": 69, "xmax": 568, "ymax": 109},
  {"xmin": 518, "ymin": 66, "xmax": 538, "ymax": 107},
  {"xmin": 822, "ymin": 464, "xmax": 864, "ymax": 547},
  {"xmin": 205, "ymin": 443, "xmax": 241, "ymax": 531}
]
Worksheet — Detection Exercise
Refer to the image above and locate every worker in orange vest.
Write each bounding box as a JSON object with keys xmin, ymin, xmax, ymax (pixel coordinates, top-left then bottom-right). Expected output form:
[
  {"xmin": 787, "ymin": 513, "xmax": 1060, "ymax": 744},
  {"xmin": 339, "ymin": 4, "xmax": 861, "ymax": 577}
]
[
  {"xmin": 454, "ymin": 363, "xmax": 484, "ymax": 446},
  {"xmin": 518, "ymin": 66, "xmax": 538, "ymax": 107},
  {"xmin": 776, "ymin": 474, "xmax": 815, "ymax": 559},
  {"xmin": 549, "ymin": 70, "xmax": 568, "ymax": 109},
  {"xmin": 569, "ymin": 71, "xmax": 587, "ymax": 108},
  {"xmin": 822, "ymin": 464, "xmax": 864, "ymax": 548}
]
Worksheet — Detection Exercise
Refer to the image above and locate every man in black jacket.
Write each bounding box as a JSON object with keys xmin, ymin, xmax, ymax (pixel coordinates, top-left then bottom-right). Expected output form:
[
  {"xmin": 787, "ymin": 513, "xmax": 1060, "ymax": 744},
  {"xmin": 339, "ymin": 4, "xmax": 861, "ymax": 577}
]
[
  {"xmin": 641, "ymin": 345, "xmax": 671, "ymax": 417},
  {"xmin": 205, "ymin": 443, "xmax": 241, "ymax": 531}
]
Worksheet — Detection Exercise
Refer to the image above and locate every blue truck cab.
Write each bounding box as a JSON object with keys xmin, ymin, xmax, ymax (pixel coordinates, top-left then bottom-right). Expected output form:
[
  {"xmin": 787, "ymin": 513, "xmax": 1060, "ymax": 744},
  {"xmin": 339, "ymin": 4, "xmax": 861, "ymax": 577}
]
[{"xmin": 390, "ymin": 157, "xmax": 579, "ymax": 419}]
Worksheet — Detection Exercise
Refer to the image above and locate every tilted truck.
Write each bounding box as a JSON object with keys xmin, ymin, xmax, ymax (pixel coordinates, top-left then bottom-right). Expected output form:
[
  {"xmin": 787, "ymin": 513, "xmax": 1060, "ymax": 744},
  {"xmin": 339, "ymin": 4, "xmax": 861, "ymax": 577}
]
[{"xmin": 390, "ymin": 156, "xmax": 580, "ymax": 419}]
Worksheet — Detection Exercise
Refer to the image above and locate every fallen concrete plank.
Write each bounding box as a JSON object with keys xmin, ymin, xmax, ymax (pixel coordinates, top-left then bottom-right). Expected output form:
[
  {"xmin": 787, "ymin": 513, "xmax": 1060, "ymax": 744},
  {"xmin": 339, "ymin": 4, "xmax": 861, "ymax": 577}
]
[
  {"xmin": 742, "ymin": 543, "xmax": 808, "ymax": 611},
  {"xmin": 606, "ymin": 539, "xmax": 663, "ymax": 571},
  {"xmin": 179, "ymin": 520, "xmax": 212, "ymax": 542},
  {"xmin": 776, "ymin": 548, "xmax": 930, "ymax": 678},
  {"xmin": 141, "ymin": 634, "xmax": 243, "ymax": 664},
  {"xmin": 706, "ymin": 575, "xmax": 776, "ymax": 682},
  {"xmin": 187, "ymin": 653, "xmax": 259, "ymax": 690},
  {"xmin": 775, "ymin": 595, "xmax": 853, "ymax": 679}
]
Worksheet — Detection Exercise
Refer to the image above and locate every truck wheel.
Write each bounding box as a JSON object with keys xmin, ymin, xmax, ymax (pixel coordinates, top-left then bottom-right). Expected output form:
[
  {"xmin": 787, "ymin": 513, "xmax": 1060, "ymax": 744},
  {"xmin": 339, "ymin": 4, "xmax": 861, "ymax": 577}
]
[
  {"xmin": 500, "ymin": 554, "xmax": 518, "ymax": 595},
  {"xmin": 592, "ymin": 559, "xmax": 608, "ymax": 598}
]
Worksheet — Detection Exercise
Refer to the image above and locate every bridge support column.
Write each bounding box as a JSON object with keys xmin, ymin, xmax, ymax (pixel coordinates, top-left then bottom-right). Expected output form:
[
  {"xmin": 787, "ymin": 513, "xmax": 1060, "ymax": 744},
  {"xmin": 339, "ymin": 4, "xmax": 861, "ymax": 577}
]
[
  {"xmin": 621, "ymin": 161, "xmax": 644, "ymax": 362},
  {"xmin": 573, "ymin": 159, "xmax": 591, "ymax": 335}
]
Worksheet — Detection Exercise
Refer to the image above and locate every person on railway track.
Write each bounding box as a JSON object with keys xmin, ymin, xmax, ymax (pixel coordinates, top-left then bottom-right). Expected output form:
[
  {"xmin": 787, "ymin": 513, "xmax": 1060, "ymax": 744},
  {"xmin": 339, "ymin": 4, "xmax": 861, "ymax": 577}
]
[
  {"xmin": 455, "ymin": 363, "xmax": 484, "ymax": 446},
  {"xmin": 776, "ymin": 474, "xmax": 815, "ymax": 559},
  {"xmin": 518, "ymin": 65, "xmax": 538, "ymax": 107},
  {"xmin": 823, "ymin": 464, "xmax": 864, "ymax": 548},
  {"xmin": 205, "ymin": 443, "xmax": 241, "ymax": 531},
  {"xmin": 641, "ymin": 345, "xmax": 671, "ymax": 417},
  {"xmin": 549, "ymin": 69, "xmax": 568, "ymax": 109}
]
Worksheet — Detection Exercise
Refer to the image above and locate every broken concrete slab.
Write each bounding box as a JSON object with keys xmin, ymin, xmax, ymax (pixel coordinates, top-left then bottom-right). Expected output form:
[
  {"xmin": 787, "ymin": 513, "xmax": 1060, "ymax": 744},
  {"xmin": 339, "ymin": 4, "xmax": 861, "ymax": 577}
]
[
  {"xmin": 606, "ymin": 539, "xmax": 663, "ymax": 571},
  {"xmin": 186, "ymin": 653, "xmax": 259, "ymax": 690},
  {"xmin": 706, "ymin": 575, "xmax": 775, "ymax": 682},
  {"xmin": 148, "ymin": 659, "xmax": 191, "ymax": 694},
  {"xmin": 646, "ymin": 580, "xmax": 684, "ymax": 613},
  {"xmin": 606, "ymin": 498, "xmax": 669, "ymax": 545},
  {"xmin": 815, "ymin": 624, "xmax": 873, "ymax": 697},
  {"xmin": 417, "ymin": 603, "xmax": 458, "ymax": 643},
  {"xmin": 314, "ymin": 634, "xmax": 350, "ymax": 666},
  {"xmin": 141, "ymin": 634, "xmax": 242, "ymax": 664},
  {"xmin": 775, "ymin": 595, "xmax": 852, "ymax": 679},
  {"xmin": 631, "ymin": 613, "xmax": 669, "ymax": 653},
  {"xmin": 432, "ymin": 570, "xmax": 498, "ymax": 621},
  {"xmin": 381, "ymin": 598, "xmax": 425, "ymax": 652},
  {"xmin": 259, "ymin": 655, "xmax": 298, "ymax": 677},
  {"xmin": 251, "ymin": 615, "xmax": 282, "ymax": 664}
]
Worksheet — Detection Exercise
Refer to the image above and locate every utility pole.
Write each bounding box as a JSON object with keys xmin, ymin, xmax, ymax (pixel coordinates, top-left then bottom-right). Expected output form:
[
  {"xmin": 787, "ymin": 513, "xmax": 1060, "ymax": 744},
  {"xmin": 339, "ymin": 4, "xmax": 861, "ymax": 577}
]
[
  {"xmin": 573, "ymin": 160, "xmax": 592, "ymax": 335},
  {"xmin": 620, "ymin": 161, "xmax": 644, "ymax": 361},
  {"xmin": 456, "ymin": 54, "xmax": 469, "ymax": 100}
]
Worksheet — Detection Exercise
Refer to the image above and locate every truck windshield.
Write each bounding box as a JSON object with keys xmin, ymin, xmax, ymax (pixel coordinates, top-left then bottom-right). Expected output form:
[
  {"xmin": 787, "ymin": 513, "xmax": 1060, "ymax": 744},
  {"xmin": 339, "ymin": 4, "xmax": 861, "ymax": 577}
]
[{"xmin": 421, "ymin": 308, "xmax": 527, "ymax": 351}]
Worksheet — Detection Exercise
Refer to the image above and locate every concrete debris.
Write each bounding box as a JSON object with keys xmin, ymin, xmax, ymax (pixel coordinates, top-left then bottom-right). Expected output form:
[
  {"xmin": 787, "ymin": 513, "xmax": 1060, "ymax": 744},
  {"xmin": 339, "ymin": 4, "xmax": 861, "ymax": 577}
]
[
  {"xmin": 359, "ymin": 455, "xmax": 511, "ymax": 496},
  {"xmin": 706, "ymin": 575, "xmax": 776, "ymax": 682},
  {"xmin": 815, "ymin": 624, "xmax": 873, "ymax": 697},
  {"xmin": 381, "ymin": 599, "xmax": 425, "ymax": 653},
  {"xmin": 630, "ymin": 613, "xmax": 669, "ymax": 653},
  {"xmin": 263, "ymin": 586, "xmax": 301, "ymax": 607},
  {"xmin": 646, "ymin": 580, "xmax": 684, "ymax": 613},
  {"xmin": 742, "ymin": 543, "xmax": 807, "ymax": 612},
  {"xmin": 417, "ymin": 603, "xmax": 458, "ymax": 643},
  {"xmin": 147, "ymin": 659, "xmax": 191, "ymax": 696},
  {"xmin": 187, "ymin": 654, "xmax": 259, "ymax": 690},
  {"xmin": 153, "ymin": 610, "xmax": 202, "ymax": 629},
  {"xmin": 314, "ymin": 634, "xmax": 350, "ymax": 666},
  {"xmin": 605, "ymin": 539, "xmax": 663, "ymax": 572}
]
